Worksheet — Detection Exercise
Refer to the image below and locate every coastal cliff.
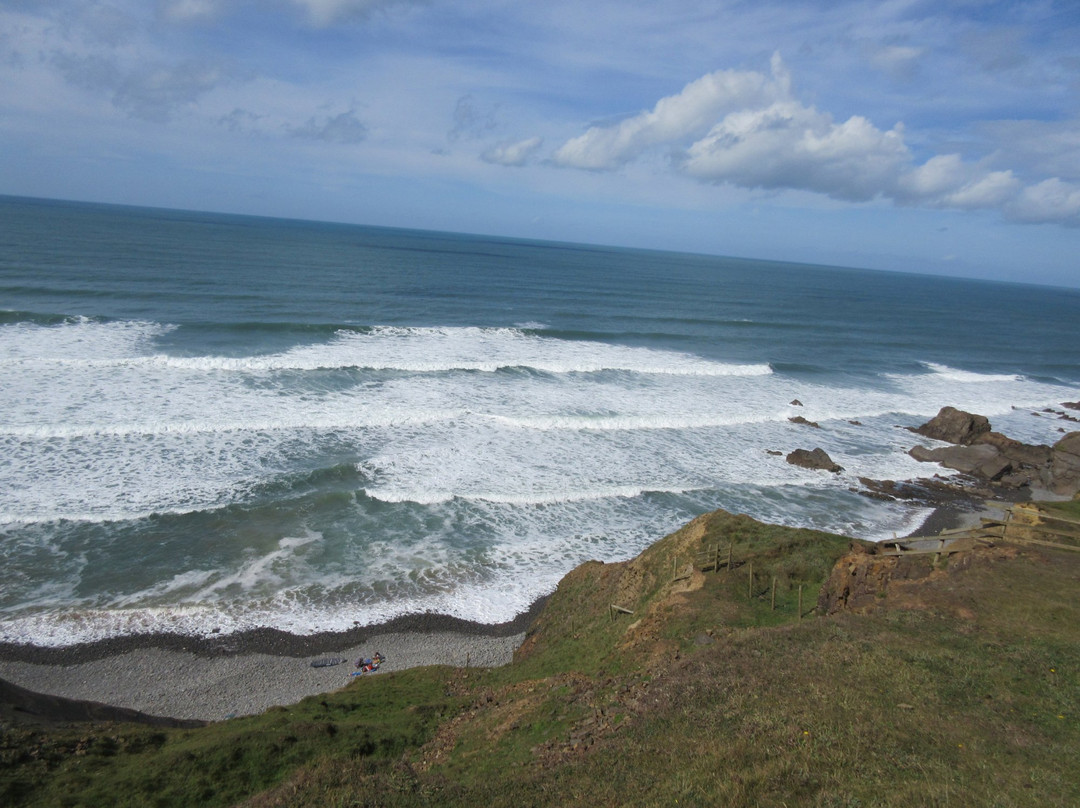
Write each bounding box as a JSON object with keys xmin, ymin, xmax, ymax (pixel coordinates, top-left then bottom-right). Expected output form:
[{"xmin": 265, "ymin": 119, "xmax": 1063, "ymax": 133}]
[{"xmin": 4, "ymin": 503, "xmax": 1079, "ymax": 807}]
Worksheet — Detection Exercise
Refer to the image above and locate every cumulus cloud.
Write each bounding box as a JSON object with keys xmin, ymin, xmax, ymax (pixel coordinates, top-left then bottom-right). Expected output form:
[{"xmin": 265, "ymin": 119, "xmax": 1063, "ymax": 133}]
[
  {"xmin": 682, "ymin": 103, "xmax": 908, "ymax": 202},
  {"xmin": 1007, "ymin": 179, "xmax": 1080, "ymax": 226},
  {"xmin": 548, "ymin": 53, "xmax": 1080, "ymax": 226},
  {"xmin": 552, "ymin": 53, "xmax": 790, "ymax": 171},
  {"xmin": 483, "ymin": 136, "xmax": 543, "ymax": 167},
  {"xmin": 290, "ymin": 109, "xmax": 367, "ymax": 143}
]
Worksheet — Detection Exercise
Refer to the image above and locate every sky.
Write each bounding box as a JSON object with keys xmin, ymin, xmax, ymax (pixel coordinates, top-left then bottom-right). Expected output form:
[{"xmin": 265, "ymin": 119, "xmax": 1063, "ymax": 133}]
[{"xmin": 1, "ymin": 0, "xmax": 1079, "ymax": 287}]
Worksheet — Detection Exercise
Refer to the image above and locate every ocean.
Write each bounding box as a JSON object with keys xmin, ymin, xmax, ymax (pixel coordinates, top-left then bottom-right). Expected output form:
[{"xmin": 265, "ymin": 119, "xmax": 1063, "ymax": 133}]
[{"xmin": 2, "ymin": 195, "xmax": 1078, "ymax": 647}]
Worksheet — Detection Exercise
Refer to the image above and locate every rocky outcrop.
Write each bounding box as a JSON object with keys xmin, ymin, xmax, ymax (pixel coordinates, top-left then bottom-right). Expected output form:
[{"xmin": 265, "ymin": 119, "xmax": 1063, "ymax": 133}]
[
  {"xmin": 857, "ymin": 475, "xmax": 993, "ymax": 507},
  {"xmin": 911, "ymin": 406, "xmax": 990, "ymax": 445},
  {"xmin": 816, "ymin": 542, "xmax": 937, "ymax": 615},
  {"xmin": 906, "ymin": 407, "xmax": 1080, "ymax": 498},
  {"xmin": 817, "ymin": 540, "xmax": 1019, "ymax": 616},
  {"xmin": 908, "ymin": 444, "xmax": 1012, "ymax": 481},
  {"xmin": 786, "ymin": 448, "xmax": 843, "ymax": 473},
  {"xmin": 788, "ymin": 415, "xmax": 820, "ymax": 428},
  {"xmin": 1050, "ymin": 432, "xmax": 1080, "ymax": 495}
]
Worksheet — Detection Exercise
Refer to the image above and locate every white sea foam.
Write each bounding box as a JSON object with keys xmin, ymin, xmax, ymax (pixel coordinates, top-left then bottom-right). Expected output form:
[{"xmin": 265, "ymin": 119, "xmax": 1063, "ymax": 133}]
[
  {"xmin": 3, "ymin": 314, "xmax": 1077, "ymax": 645},
  {"xmin": 2, "ymin": 324, "xmax": 772, "ymax": 376},
  {"xmin": 0, "ymin": 318, "xmax": 173, "ymax": 363},
  {"xmin": 922, "ymin": 362, "xmax": 1022, "ymax": 383}
]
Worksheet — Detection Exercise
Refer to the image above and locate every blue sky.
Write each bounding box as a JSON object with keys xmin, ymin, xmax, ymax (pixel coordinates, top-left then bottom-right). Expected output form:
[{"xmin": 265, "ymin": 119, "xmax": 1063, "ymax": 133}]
[{"xmin": 2, "ymin": 0, "xmax": 1079, "ymax": 286}]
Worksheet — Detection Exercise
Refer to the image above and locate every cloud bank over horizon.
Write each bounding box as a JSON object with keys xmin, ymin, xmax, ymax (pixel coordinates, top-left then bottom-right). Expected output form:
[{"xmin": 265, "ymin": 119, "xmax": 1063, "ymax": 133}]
[
  {"xmin": 547, "ymin": 53, "xmax": 1076, "ymax": 227},
  {"xmin": 1, "ymin": 0, "xmax": 1078, "ymax": 284}
]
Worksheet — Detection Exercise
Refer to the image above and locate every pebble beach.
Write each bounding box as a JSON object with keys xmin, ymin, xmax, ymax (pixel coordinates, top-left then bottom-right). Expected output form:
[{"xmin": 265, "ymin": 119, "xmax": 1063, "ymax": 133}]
[{"xmin": 0, "ymin": 629, "xmax": 524, "ymax": 723}]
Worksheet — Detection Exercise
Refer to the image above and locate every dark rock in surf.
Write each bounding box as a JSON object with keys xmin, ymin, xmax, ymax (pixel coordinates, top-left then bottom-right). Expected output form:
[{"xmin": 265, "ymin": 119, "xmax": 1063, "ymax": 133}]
[
  {"xmin": 787, "ymin": 448, "xmax": 842, "ymax": 473},
  {"xmin": 789, "ymin": 415, "xmax": 820, "ymax": 428},
  {"xmin": 908, "ymin": 444, "xmax": 1012, "ymax": 481},
  {"xmin": 911, "ymin": 407, "xmax": 990, "ymax": 445}
]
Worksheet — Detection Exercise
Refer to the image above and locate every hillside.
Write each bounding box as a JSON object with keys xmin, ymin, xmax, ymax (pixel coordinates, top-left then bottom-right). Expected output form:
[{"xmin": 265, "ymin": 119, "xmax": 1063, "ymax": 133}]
[{"xmin": 3, "ymin": 507, "xmax": 1079, "ymax": 807}]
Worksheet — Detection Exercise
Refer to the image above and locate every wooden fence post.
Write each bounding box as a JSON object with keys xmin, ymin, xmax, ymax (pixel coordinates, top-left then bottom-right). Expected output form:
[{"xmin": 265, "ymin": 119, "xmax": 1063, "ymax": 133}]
[
  {"xmin": 798, "ymin": 585, "xmax": 803, "ymax": 621},
  {"xmin": 771, "ymin": 577, "xmax": 777, "ymax": 611},
  {"xmin": 748, "ymin": 562, "xmax": 753, "ymax": 600}
]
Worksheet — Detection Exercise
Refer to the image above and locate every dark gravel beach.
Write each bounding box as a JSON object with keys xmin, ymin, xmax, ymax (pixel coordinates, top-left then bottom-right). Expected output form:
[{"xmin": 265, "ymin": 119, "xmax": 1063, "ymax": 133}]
[{"xmin": 0, "ymin": 601, "xmax": 545, "ymax": 723}]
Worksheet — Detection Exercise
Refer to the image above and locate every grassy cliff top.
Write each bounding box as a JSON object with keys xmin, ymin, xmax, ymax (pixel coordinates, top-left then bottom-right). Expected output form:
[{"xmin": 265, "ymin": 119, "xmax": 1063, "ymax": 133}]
[{"xmin": 3, "ymin": 508, "xmax": 1078, "ymax": 807}]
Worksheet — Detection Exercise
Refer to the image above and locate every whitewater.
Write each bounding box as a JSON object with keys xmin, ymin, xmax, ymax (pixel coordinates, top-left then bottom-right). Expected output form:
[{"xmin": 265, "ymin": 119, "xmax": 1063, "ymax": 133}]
[{"xmin": 1, "ymin": 196, "xmax": 1078, "ymax": 647}]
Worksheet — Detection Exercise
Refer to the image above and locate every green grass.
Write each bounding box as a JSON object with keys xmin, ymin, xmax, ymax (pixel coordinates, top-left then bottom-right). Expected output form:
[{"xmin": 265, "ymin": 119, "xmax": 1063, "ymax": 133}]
[
  {"xmin": 1, "ymin": 666, "xmax": 464, "ymax": 808},
  {"xmin": 4, "ymin": 508, "xmax": 1079, "ymax": 807},
  {"xmin": 1039, "ymin": 499, "xmax": 1080, "ymax": 521}
]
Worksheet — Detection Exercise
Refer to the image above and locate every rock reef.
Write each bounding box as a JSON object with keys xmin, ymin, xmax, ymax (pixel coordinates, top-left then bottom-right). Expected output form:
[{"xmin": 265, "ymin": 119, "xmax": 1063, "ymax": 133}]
[
  {"xmin": 786, "ymin": 447, "xmax": 843, "ymax": 473},
  {"xmin": 907, "ymin": 406, "xmax": 1080, "ymax": 497}
]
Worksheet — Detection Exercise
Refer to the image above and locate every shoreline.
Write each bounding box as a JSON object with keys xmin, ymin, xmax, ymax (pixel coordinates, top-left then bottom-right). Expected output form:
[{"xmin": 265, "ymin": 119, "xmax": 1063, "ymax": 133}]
[
  {"xmin": 903, "ymin": 503, "xmax": 996, "ymax": 538},
  {"xmin": 0, "ymin": 599, "xmax": 547, "ymax": 723},
  {"xmin": 0, "ymin": 596, "xmax": 548, "ymax": 666},
  {"xmin": 0, "ymin": 499, "xmax": 1016, "ymax": 723}
]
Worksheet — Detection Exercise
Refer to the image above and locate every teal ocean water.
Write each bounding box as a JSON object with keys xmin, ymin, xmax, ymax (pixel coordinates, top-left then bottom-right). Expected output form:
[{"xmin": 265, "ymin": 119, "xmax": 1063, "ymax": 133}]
[{"xmin": 2, "ymin": 196, "xmax": 1078, "ymax": 646}]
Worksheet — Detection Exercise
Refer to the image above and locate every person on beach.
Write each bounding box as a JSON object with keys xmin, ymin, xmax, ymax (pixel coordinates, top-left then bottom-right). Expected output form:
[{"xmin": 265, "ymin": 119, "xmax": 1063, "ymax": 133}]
[{"xmin": 353, "ymin": 652, "xmax": 384, "ymax": 673}]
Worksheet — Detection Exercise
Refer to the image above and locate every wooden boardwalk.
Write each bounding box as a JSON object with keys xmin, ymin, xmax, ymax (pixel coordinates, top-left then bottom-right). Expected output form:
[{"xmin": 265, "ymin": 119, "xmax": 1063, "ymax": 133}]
[{"xmin": 889, "ymin": 503, "xmax": 1080, "ymax": 556}]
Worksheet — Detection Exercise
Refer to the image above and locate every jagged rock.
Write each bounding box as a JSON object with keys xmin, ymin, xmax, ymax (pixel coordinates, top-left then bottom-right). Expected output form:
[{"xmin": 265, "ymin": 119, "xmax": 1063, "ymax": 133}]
[
  {"xmin": 1063, "ymin": 401, "xmax": 1080, "ymax": 411},
  {"xmin": 908, "ymin": 444, "xmax": 1012, "ymax": 481},
  {"xmin": 906, "ymin": 417, "xmax": 1079, "ymax": 496},
  {"xmin": 912, "ymin": 406, "xmax": 991, "ymax": 445},
  {"xmin": 816, "ymin": 549, "xmax": 933, "ymax": 615},
  {"xmin": 973, "ymin": 432, "xmax": 1052, "ymax": 468},
  {"xmin": 766, "ymin": 449, "xmax": 783, "ymax": 456},
  {"xmin": 857, "ymin": 475, "xmax": 994, "ymax": 508},
  {"xmin": 790, "ymin": 399, "xmax": 803, "ymax": 406},
  {"xmin": 789, "ymin": 415, "xmax": 820, "ymax": 428},
  {"xmin": 786, "ymin": 448, "xmax": 842, "ymax": 473},
  {"xmin": 1050, "ymin": 432, "xmax": 1080, "ymax": 495}
]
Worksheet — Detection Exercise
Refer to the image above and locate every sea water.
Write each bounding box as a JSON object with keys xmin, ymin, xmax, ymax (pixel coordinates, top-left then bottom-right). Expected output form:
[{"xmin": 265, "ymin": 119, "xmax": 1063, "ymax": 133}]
[{"xmin": 2, "ymin": 196, "xmax": 1078, "ymax": 646}]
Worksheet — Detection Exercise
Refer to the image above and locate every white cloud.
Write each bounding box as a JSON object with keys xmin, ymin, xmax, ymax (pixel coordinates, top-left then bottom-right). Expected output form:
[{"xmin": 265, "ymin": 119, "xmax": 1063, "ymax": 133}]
[
  {"xmin": 483, "ymin": 136, "xmax": 542, "ymax": 167},
  {"xmin": 940, "ymin": 170, "xmax": 1020, "ymax": 209},
  {"xmin": 1007, "ymin": 178, "xmax": 1080, "ymax": 226},
  {"xmin": 682, "ymin": 102, "xmax": 908, "ymax": 202},
  {"xmin": 547, "ymin": 53, "xmax": 1080, "ymax": 226},
  {"xmin": 895, "ymin": 154, "xmax": 1020, "ymax": 210},
  {"xmin": 552, "ymin": 53, "xmax": 790, "ymax": 170}
]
